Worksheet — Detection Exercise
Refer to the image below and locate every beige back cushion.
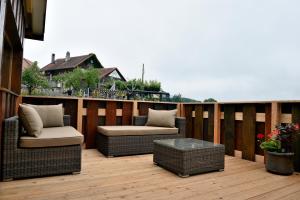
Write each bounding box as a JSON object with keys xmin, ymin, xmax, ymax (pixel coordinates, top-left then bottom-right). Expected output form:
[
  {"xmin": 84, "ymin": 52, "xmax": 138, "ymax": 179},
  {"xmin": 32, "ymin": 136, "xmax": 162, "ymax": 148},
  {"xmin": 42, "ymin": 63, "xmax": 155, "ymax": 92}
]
[
  {"xmin": 26, "ymin": 104, "xmax": 64, "ymax": 128},
  {"xmin": 146, "ymin": 108, "xmax": 177, "ymax": 128},
  {"xmin": 19, "ymin": 104, "xmax": 43, "ymax": 137}
]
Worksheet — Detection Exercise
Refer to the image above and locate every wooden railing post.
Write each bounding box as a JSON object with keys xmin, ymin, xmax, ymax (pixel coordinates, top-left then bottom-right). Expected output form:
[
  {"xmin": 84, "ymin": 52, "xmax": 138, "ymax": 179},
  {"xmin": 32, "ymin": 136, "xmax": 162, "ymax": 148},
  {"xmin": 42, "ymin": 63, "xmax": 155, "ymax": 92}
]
[
  {"xmin": 271, "ymin": 102, "xmax": 281, "ymax": 130},
  {"xmin": 213, "ymin": 103, "xmax": 221, "ymax": 144},
  {"xmin": 242, "ymin": 104, "xmax": 256, "ymax": 161},
  {"xmin": 15, "ymin": 95, "xmax": 22, "ymax": 114},
  {"xmin": 176, "ymin": 103, "xmax": 181, "ymax": 117},
  {"xmin": 77, "ymin": 98, "xmax": 83, "ymax": 133},
  {"xmin": 132, "ymin": 100, "xmax": 139, "ymax": 117},
  {"xmin": 224, "ymin": 105, "xmax": 235, "ymax": 156}
]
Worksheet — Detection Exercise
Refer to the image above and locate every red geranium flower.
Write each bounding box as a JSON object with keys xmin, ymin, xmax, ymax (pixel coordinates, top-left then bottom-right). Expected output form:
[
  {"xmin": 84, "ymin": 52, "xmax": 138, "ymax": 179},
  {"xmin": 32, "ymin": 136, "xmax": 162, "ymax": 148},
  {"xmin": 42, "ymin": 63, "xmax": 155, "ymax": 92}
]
[
  {"xmin": 257, "ymin": 133, "xmax": 264, "ymax": 140},
  {"xmin": 294, "ymin": 123, "xmax": 299, "ymax": 131}
]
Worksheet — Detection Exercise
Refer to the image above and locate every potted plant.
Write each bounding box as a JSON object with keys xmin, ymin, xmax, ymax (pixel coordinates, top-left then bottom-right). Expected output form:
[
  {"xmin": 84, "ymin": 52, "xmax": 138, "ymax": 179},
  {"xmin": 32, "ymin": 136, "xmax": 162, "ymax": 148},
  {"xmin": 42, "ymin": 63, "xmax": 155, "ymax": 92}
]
[{"xmin": 257, "ymin": 123, "xmax": 299, "ymax": 175}]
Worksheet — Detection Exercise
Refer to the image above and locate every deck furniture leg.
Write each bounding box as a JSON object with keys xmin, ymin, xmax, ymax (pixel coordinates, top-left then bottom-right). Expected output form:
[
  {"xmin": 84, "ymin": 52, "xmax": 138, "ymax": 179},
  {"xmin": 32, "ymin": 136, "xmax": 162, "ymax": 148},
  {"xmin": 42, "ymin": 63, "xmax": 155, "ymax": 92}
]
[{"xmin": 178, "ymin": 174, "xmax": 189, "ymax": 178}]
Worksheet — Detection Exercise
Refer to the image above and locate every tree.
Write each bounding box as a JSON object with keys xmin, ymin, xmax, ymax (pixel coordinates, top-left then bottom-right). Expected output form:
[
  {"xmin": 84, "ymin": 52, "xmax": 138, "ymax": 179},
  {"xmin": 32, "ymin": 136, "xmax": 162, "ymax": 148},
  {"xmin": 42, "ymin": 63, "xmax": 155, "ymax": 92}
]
[
  {"xmin": 203, "ymin": 98, "xmax": 217, "ymax": 102},
  {"xmin": 22, "ymin": 61, "xmax": 48, "ymax": 95},
  {"xmin": 126, "ymin": 79, "xmax": 144, "ymax": 90},
  {"xmin": 54, "ymin": 67, "xmax": 100, "ymax": 92},
  {"xmin": 84, "ymin": 68, "xmax": 100, "ymax": 90},
  {"xmin": 144, "ymin": 80, "xmax": 161, "ymax": 91},
  {"xmin": 171, "ymin": 94, "xmax": 183, "ymax": 102}
]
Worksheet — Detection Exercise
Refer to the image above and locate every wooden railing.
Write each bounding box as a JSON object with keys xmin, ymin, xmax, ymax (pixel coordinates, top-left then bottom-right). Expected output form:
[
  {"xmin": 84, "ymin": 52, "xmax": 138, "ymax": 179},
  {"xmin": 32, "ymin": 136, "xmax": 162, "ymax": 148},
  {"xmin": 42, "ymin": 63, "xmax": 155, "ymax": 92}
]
[
  {"xmin": 22, "ymin": 96, "xmax": 178, "ymax": 148},
  {"xmin": 21, "ymin": 96, "xmax": 300, "ymax": 171}
]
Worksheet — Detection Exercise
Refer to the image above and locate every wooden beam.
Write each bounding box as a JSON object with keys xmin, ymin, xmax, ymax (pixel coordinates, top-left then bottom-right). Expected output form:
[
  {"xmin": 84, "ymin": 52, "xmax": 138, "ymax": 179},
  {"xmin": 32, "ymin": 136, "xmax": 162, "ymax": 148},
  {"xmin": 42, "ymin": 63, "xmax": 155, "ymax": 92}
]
[
  {"xmin": 15, "ymin": 95, "xmax": 22, "ymax": 114},
  {"xmin": 132, "ymin": 100, "xmax": 138, "ymax": 117},
  {"xmin": 224, "ymin": 105, "xmax": 235, "ymax": 156},
  {"xmin": 242, "ymin": 104, "xmax": 256, "ymax": 161},
  {"xmin": 106, "ymin": 101, "xmax": 117, "ymax": 125},
  {"xmin": 86, "ymin": 101, "xmax": 98, "ymax": 149},
  {"xmin": 207, "ymin": 105, "xmax": 214, "ymax": 142},
  {"xmin": 194, "ymin": 104, "xmax": 203, "ymax": 139},
  {"xmin": 176, "ymin": 103, "xmax": 181, "ymax": 117},
  {"xmin": 122, "ymin": 102, "xmax": 133, "ymax": 125},
  {"xmin": 271, "ymin": 102, "xmax": 281, "ymax": 130},
  {"xmin": 291, "ymin": 104, "xmax": 300, "ymax": 172},
  {"xmin": 139, "ymin": 102, "xmax": 152, "ymax": 116},
  {"xmin": 77, "ymin": 98, "xmax": 83, "ymax": 133},
  {"xmin": 214, "ymin": 103, "xmax": 221, "ymax": 144},
  {"xmin": 184, "ymin": 104, "xmax": 193, "ymax": 138}
]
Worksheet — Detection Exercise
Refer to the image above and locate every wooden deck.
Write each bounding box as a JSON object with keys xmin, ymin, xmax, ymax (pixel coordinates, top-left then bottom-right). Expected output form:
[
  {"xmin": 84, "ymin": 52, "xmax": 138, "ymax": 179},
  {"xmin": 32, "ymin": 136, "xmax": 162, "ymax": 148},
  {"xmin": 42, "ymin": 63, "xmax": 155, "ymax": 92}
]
[{"xmin": 1, "ymin": 150, "xmax": 300, "ymax": 200}]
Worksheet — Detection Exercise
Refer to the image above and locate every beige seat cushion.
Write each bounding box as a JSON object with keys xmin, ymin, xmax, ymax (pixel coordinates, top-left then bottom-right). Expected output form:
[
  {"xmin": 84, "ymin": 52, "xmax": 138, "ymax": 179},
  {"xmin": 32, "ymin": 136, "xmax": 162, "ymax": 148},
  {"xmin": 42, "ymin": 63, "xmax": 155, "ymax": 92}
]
[
  {"xmin": 97, "ymin": 126, "xmax": 178, "ymax": 136},
  {"xmin": 26, "ymin": 104, "xmax": 64, "ymax": 128},
  {"xmin": 19, "ymin": 104, "xmax": 43, "ymax": 137},
  {"xmin": 20, "ymin": 126, "xmax": 84, "ymax": 148},
  {"xmin": 146, "ymin": 109, "xmax": 177, "ymax": 128}
]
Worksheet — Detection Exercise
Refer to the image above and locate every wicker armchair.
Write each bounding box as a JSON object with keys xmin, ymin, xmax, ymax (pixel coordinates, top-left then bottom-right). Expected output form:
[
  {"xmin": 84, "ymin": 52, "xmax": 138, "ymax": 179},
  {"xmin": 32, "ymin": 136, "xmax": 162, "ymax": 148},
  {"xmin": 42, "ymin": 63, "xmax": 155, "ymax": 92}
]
[
  {"xmin": 96, "ymin": 116, "xmax": 186, "ymax": 157},
  {"xmin": 1, "ymin": 115, "xmax": 82, "ymax": 181}
]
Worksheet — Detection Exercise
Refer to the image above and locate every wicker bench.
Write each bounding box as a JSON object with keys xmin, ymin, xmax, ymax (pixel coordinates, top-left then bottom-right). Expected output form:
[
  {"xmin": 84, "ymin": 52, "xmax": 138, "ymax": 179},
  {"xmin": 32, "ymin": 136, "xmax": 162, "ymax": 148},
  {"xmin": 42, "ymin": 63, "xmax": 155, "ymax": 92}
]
[
  {"xmin": 96, "ymin": 116, "xmax": 186, "ymax": 157},
  {"xmin": 153, "ymin": 138, "xmax": 225, "ymax": 177},
  {"xmin": 1, "ymin": 115, "xmax": 83, "ymax": 181}
]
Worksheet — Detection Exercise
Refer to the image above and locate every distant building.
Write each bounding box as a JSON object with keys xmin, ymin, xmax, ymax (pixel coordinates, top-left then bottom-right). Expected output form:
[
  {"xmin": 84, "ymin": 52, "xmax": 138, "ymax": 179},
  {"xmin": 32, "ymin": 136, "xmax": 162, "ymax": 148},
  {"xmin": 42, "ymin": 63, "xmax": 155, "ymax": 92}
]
[
  {"xmin": 40, "ymin": 52, "xmax": 126, "ymax": 89},
  {"xmin": 99, "ymin": 67, "xmax": 126, "ymax": 83},
  {"xmin": 22, "ymin": 58, "xmax": 33, "ymax": 71}
]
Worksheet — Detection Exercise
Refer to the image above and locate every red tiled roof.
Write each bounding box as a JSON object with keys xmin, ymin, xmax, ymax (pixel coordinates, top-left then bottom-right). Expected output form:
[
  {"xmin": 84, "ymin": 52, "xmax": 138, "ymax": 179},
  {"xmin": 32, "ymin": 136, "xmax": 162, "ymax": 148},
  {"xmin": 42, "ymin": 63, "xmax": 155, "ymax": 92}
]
[
  {"xmin": 22, "ymin": 58, "xmax": 33, "ymax": 70},
  {"xmin": 99, "ymin": 67, "xmax": 126, "ymax": 81},
  {"xmin": 41, "ymin": 54, "xmax": 95, "ymax": 72}
]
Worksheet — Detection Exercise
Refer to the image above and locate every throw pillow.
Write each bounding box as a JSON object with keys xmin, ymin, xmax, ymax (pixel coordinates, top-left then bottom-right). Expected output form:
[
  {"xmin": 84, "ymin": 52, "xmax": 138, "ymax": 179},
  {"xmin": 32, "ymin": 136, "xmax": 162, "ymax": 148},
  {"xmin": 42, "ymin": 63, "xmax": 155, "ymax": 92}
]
[
  {"xmin": 19, "ymin": 104, "xmax": 43, "ymax": 137},
  {"xmin": 146, "ymin": 108, "xmax": 177, "ymax": 128}
]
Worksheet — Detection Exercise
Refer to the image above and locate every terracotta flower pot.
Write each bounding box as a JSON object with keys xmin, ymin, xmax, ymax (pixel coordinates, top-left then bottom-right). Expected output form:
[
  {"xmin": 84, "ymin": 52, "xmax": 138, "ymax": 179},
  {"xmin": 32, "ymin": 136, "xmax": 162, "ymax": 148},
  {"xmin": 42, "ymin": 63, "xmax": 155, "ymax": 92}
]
[{"xmin": 265, "ymin": 151, "xmax": 294, "ymax": 175}]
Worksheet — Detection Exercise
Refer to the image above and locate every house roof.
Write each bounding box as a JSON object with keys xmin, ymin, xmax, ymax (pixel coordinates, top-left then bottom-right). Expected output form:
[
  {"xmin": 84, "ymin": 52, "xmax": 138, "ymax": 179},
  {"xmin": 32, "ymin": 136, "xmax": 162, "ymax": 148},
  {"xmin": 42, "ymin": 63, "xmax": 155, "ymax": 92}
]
[
  {"xmin": 99, "ymin": 67, "xmax": 126, "ymax": 81},
  {"xmin": 41, "ymin": 53, "xmax": 102, "ymax": 72},
  {"xmin": 22, "ymin": 58, "xmax": 33, "ymax": 70}
]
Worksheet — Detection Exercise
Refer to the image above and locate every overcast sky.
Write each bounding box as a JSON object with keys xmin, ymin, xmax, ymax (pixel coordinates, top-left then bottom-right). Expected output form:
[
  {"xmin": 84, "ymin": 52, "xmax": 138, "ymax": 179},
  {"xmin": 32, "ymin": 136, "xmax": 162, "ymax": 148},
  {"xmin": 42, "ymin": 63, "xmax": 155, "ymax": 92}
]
[{"xmin": 24, "ymin": 0, "xmax": 300, "ymax": 101}]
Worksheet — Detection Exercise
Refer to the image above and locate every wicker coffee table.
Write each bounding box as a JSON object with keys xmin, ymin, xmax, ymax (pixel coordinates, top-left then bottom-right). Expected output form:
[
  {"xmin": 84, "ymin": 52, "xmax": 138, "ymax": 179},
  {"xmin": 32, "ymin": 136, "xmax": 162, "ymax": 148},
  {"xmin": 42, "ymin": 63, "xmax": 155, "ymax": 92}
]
[{"xmin": 153, "ymin": 138, "xmax": 225, "ymax": 177}]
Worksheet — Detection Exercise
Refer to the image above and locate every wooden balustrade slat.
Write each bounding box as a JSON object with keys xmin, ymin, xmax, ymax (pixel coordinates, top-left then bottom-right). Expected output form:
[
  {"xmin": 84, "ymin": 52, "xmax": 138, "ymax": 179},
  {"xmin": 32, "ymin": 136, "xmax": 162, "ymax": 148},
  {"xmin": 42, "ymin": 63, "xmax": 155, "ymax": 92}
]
[
  {"xmin": 184, "ymin": 104, "xmax": 193, "ymax": 138},
  {"xmin": 194, "ymin": 105, "xmax": 203, "ymax": 139},
  {"xmin": 207, "ymin": 105, "xmax": 214, "ymax": 142},
  {"xmin": 291, "ymin": 104, "xmax": 300, "ymax": 172},
  {"xmin": 139, "ymin": 103, "xmax": 152, "ymax": 116},
  {"xmin": 242, "ymin": 104, "xmax": 256, "ymax": 161},
  {"xmin": 106, "ymin": 101, "xmax": 117, "ymax": 125},
  {"xmin": 122, "ymin": 102, "xmax": 133, "ymax": 125},
  {"xmin": 214, "ymin": 103, "xmax": 221, "ymax": 144},
  {"xmin": 86, "ymin": 101, "xmax": 98, "ymax": 149},
  {"xmin": 224, "ymin": 105, "xmax": 235, "ymax": 156}
]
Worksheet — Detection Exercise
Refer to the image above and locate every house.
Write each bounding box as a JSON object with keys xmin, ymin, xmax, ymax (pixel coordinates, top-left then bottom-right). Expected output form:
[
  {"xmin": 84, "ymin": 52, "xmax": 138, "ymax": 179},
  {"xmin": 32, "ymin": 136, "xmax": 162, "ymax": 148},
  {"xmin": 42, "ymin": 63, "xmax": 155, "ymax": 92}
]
[
  {"xmin": 22, "ymin": 58, "xmax": 33, "ymax": 71},
  {"xmin": 99, "ymin": 67, "xmax": 126, "ymax": 83},
  {"xmin": 41, "ymin": 52, "xmax": 126, "ymax": 83}
]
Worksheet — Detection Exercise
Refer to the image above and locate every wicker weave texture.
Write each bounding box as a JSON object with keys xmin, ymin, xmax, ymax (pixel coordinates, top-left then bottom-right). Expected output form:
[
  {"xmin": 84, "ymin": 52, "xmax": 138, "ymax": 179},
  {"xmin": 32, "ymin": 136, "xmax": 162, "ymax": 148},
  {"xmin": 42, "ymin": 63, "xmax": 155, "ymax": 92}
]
[
  {"xmin": 2, "ymin": 116, "xmax": 82, "ymax": 180},
  {"xmin": 96, "ymin": 116, "xmax": 186, "ymax": 157},
  {"xmin": 153, "ymin": 139, "xmax": 225, "ymax": 176},
  {"xmin": 96, "ymin": 133, "xmax": 182, "ymax": 157}
]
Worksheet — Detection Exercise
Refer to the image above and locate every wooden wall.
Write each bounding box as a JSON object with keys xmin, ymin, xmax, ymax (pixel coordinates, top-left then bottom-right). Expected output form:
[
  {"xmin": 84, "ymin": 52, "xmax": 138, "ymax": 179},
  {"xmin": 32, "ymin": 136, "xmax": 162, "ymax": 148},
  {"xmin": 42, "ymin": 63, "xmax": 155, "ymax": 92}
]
[
  {"xmin": 183, "ymin": 102, "xmax": 300, "ymax": 171},
  {"xmin": 22, "ymin": 96, "xmax": 178, "ymax": 148},
  {"xmin": 21, "ymin": 96, "xmax": 300, "ymax": 172},
  {"xmin": 0, "ymin": 0, "xmax": 26, "ymax": 179}
]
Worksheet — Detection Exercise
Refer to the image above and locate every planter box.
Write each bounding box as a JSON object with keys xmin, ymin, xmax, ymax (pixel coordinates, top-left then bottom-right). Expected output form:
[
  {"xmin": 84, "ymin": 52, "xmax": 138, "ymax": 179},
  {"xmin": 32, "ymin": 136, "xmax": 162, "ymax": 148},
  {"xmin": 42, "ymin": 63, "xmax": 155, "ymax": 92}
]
[{"xmin": 266, "ymin": 151, "xmax": 294, "ymax": 175}]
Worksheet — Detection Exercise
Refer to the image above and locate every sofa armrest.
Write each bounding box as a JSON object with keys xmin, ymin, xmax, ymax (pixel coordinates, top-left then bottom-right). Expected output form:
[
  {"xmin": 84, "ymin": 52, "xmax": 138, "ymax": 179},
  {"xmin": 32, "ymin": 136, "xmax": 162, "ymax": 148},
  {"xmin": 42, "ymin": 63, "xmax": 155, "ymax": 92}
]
[
  {"xmin": 175, "ymin": 117, "xmax": 186, "ymax": 138},
  {"xmin": 63, "ymin": 115, "xmax": 71, "ymax": 126},
  {"xmin": 133, "ymin": 116, "xmax": 148, "ymax": 126},
  {"xmin": 3, "ymin": 116, "xmax": 19, "ymax": 150}
]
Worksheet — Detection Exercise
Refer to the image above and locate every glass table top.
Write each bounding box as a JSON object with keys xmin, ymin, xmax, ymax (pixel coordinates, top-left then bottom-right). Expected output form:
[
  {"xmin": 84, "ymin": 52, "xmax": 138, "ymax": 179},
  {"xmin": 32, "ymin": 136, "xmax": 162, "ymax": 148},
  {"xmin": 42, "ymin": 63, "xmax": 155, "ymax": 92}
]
[{"xmin": 154, "ymin": 138, "xmax": 224, "ymax": 151}]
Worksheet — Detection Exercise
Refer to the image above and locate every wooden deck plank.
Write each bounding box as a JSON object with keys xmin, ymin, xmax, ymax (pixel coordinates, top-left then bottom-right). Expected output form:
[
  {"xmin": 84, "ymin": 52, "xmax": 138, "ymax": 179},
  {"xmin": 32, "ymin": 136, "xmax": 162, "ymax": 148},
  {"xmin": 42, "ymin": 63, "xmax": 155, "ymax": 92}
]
[{"xmin": 0, "ymin": 150, "xmax": 299, "ymax": 200}]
